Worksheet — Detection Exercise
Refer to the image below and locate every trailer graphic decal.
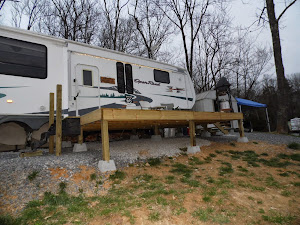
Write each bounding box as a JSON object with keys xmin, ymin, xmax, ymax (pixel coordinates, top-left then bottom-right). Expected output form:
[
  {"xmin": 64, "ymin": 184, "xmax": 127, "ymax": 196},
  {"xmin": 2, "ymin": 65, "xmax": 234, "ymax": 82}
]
[
  {"xmin": 155, "ymin": 94, "xmax": 193, "ymax": 101},
  {"xmin": 0, "ymin": 93, "xmax": 6, "ymax": 98},
  {"xmin": 166, "ymin": 86, "xmax": 185, "ymax": 93}
]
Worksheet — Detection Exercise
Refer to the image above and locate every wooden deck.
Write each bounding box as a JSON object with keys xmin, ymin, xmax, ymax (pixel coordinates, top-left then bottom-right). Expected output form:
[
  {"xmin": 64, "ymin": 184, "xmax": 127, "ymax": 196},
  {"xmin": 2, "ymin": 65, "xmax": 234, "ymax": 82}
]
[{"xmin": 79, "ymin": 108, "xmax": 244, "ymax": 161}]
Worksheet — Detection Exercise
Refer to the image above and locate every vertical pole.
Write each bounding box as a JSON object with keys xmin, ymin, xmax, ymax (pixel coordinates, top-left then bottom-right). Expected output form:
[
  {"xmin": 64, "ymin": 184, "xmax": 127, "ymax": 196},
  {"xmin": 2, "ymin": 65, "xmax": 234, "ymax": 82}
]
[
  {"xmin": 238, "ymin": 119, "xmax": 245, "ymax": 138},
  {"xmin": 56, "ymin": 84, "xmax": 62, "ymax": 156},
  {"xmin": 78, "ymin": 127, "xmax": 83, "ymax": 144},
  {"xmin": 239, "ymin": 105, "xmax": 242, "ymax": 113},
  {"xmin": 154, "ymin": 125, "xmax": 159, "ymax": 135},
  {"xmin": 189, "ymin": 121, "xmax": 196, "ymax": 146},
  {"xmin": 101, "ymin": 119, "xmax": 110, "ymax": 161},
  {"xmin": 266, "ymin": 108, "xmax": 271, "ymax": 132},
  {"xmin": 49, "ymin": 93, "xmax": 55, "ymax": 154}
]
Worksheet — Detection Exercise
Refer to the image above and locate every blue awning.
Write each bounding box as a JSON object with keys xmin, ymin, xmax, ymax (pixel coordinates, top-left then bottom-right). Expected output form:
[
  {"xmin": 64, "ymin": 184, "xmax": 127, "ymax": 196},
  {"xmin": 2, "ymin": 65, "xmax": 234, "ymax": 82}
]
[{"xmin": 236, "ymin": 98, "xmax": 267, "ymax": 108}]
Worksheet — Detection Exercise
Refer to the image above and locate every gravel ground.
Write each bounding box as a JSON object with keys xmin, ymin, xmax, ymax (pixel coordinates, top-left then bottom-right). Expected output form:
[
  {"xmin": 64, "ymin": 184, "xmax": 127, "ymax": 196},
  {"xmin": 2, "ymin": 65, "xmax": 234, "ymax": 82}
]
[
  {"xmin": 0, "ymin": 137, "xmax": 210, "ymax": 216},
  {"xmin": 203, "ymin": 131, "xmax": 300, "ymax": 145}
]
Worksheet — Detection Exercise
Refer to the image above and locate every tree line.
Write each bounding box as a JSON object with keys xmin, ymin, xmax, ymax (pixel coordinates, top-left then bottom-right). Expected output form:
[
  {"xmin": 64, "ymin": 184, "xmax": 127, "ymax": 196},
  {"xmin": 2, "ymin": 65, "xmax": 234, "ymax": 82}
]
[{"xmin": 0, "ymin": 0, "xmax": 298, "ymax": 132}]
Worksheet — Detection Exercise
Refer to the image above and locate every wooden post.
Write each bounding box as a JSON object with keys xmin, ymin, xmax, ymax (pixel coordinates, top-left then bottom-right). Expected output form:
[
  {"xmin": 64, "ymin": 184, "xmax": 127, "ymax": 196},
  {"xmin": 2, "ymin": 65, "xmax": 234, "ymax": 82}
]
[
  {"xmin": 101, "ymin": 119, "xmax": 110, "ymax": 161},
  {"xmin": 56, "ymin": 84, "xmax": 62, "ymax": 156},
  {"xmin": 49, "ymin": 93, "xmax": 55, "ymax": 154},
  {"xmin": 238, "ymin": 119, "xmax": 245, "ymax": 138},
  {"xmin": 78, "ymin": 127, "xmax": 83, "ymax": 144},
  {"xmin": 189, "ymin": 120, "xmax": 196, "ymax": 146},
  {"xmin": 154, "ymin": 125, "xmax": 160, "ymax": 135}
]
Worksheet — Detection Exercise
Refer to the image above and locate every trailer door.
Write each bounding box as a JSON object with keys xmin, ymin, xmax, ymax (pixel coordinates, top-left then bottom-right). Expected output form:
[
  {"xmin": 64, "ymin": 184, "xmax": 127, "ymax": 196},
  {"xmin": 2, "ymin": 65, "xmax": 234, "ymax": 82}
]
[{"xmin": 75, "ymin": 64, "xmax": 100, "ymax": 115}]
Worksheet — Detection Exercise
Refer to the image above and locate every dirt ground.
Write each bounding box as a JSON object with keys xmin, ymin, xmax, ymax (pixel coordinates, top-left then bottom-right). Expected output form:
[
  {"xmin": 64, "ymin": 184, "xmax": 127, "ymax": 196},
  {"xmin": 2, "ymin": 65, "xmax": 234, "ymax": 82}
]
[{"xmin": 89, "ymin": 141, "xmax": 300, "ymax": 225}]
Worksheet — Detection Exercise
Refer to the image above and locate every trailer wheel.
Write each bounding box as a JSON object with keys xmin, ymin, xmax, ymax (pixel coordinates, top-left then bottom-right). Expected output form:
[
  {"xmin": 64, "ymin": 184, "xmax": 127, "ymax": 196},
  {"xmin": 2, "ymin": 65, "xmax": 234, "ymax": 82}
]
[{"xmin": 0, "ymin": 122, "xmax": 27, "ymax": 146}]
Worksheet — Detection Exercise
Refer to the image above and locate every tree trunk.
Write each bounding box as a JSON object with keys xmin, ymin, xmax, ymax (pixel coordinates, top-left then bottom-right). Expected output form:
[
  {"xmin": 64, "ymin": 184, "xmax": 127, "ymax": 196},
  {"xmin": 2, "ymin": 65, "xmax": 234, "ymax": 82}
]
[{"xmin": 265, "ymin": 0, "xmax": 289, "ymax": 133}]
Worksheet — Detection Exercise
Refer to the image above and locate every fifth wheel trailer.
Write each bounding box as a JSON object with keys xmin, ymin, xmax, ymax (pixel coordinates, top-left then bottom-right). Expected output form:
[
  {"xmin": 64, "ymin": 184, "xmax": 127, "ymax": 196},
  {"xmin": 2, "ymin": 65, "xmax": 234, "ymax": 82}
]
[{"xmin": 0, "ymin": 26, "xmax": 195, "ymax": 148}]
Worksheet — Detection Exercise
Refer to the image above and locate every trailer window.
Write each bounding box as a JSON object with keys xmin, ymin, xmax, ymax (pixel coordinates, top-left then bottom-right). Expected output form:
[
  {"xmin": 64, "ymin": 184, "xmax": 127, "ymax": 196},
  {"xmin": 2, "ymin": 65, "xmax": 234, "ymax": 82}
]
[
  {"xmin": 125, "ymin": 64, "xmax": 133, "ymax": 94},
  {"xmin": 83, "ymin": 70, "xmax": 92, "ymax": 86},
  {"xmin": 0, "ymin": 36, "xmax": 47, "ymax": 79},
  {"xmin": 154, "ymin": 69, "xmax": 170, "ymax": 84},
  {"xmin": 116, "ymin": 62, "xmax": 125, "ymax": 93}
]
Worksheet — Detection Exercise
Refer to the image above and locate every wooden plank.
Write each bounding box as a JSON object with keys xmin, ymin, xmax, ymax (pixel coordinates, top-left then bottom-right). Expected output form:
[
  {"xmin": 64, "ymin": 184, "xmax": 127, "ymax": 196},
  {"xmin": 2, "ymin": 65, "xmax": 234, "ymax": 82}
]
[
  {"xmin": 78, "ymin": 127, "xmax": 83, "ymax": 144},
  {"xmin": 20, "ymin": 150, "xmax": 43, "ymax": 158},
  {"xmin": 101, "ymin": 119, "xmax": 110, "ymax": 161},
  {"xmin": 238, "ymin": 119, "xmax": 245, "ymax": 137},
  {"xmin": 189, "ymin": 121, "xmax": 196, "ymax": 146},
  {"xmin": 56, "ymin": 84, "xmax": 62, "ymax": 156},
  {"xmin": 49, "ymin": 92, "xmax": 55, "ymax": 154},
  {"xmin": 80, "ymin": 109, "xmax": 102, "ymax": 125},
  {"xmin": 219, "ymin": 112, "xmax": 243, "ymax": 121},
  {"xmin": 214, "ymin": 122, "xmax": 229, "ymax": 134}
]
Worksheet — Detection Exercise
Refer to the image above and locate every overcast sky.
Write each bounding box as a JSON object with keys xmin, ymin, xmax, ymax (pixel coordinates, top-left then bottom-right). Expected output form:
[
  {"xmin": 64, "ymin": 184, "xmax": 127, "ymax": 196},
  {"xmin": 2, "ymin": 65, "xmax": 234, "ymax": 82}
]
[
  {"xmin": 1, "ymin": 0, "xmax": 299, "ymax": 74},
  {"xmin": 230, "ymin": 0, "xmax": 300, "ymax": 75}
]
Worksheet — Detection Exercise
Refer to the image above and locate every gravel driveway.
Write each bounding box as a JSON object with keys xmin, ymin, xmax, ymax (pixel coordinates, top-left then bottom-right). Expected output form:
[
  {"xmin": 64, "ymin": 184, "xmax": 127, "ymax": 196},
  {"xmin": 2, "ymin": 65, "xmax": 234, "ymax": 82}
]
[{"xmin": 203, "ymin": 131, "xmax": 300, "ymax": 145}]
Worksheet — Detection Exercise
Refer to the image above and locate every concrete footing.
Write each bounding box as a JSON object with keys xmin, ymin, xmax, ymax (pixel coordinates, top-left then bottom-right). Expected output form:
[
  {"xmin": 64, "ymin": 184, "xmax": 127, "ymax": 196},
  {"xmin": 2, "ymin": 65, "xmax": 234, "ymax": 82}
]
[
  {"xmin": 215, "ymin": 131, "xmax": 224, "ymax": 136},
  {"xmin": 237, "ymin": 137, "xmax": 249, "ymax": 143},
  {"xmin": 201, "ymin": 131, "xmax": 211, "ymax": 138},
  {"xmin": 229, "ymin": 129, "xmax": 235, "ymax": 135},
  {"xmin": 73, "ymin": 143, "xmax": 87, "ymax": 152},
  {"xmin": 187, "ymin": 146, "xmax": 201, "ymax": 154},
  {"xmin": 98, "ymin": 160, "xmax": 116, "ymax": 172},
  {"xmin": 151, "ymin": 135, "xmax": 162, "ymax": 141},
  {"xmin": 130, "ymin": 135, "xmax": 139, "ymax": 140}
]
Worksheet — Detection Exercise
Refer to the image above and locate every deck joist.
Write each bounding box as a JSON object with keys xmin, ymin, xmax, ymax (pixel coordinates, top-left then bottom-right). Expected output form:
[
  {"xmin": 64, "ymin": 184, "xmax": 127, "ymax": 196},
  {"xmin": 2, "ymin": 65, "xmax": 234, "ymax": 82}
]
[{"xmin": 80, "ymin": 108, "xmax": 243, "ymax": 131}]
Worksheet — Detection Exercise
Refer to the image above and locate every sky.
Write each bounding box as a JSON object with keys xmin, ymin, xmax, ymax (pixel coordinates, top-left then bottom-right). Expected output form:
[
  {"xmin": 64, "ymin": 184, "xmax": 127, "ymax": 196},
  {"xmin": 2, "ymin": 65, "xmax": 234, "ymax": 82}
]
[
  {"xmin": 0, "ymin": 0, "xmax": 299, "ymax": 74},
  {"xmin": 230, "ymin": 0, "xmax": 300, "ymax": 75}
]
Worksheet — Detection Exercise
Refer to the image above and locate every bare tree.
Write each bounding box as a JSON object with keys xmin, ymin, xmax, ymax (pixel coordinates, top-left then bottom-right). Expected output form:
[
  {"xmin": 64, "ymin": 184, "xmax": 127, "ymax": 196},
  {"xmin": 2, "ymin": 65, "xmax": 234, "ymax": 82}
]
[
  {"xmin": 158, "ymin": 0, "xmax": 212, "ymax": 78},
  {"xmin": 129, "ymin": 0, "xmax": 174, "ymax": 59},
  {"xmin": 261, "ymin": 0, "xmax": 298, "ymax": 133},
  {"xmin": 39, "ymin": 0, "xmax": 100, "ymax": 43},
  {"xmin": 11, "ymin": 0, "xmax": 47, "ymax": 30}
]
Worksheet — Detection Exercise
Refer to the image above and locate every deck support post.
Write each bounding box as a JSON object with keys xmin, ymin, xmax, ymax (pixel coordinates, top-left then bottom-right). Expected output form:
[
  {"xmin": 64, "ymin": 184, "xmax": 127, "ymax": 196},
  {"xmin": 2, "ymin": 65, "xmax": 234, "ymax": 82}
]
[
  {"xmin": 237, "ymin": 119, "xmax": 249, "ymax": 143},
  {"xmin": 55, "ymin": 85, "xmax": 62, "ymax": 156},
  {"xmin": 49, "ymin": 93, "xmax": 55, "ymax": 154},
  {"xmin": 101, "ymin": 119, "xmax": 110, "ymax": 161},
  {"xmin": 188, "ymin": 120, "xmax": 200, "ymax": 154},
  {"xmin": 78, "ymin": 127, "xmax": 83, "ymax": 144},
  {"xmin": 189, "ymin": 121, "xmax": 196, "ymax": 146}
]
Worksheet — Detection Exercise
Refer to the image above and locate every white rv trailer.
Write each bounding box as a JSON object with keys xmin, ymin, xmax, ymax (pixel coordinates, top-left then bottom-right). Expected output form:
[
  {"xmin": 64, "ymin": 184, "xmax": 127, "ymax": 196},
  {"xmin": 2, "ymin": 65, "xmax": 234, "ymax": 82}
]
[{"xmin": 0, "ymin": 26, "xmax": 196, "ymax": 147}]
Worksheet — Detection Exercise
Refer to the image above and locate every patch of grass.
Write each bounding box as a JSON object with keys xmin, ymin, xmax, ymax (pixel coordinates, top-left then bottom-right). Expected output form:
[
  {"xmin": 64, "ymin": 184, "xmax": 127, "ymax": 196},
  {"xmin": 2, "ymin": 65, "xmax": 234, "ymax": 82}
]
[
  {"xmin": 28, "ymin": 170, "xmax": 39, "ymax": 181},
  {"xmin": 260, "ymin": 152, "xmax": 268, "ymax": 156},
  {"xmin": 278, "ymin": 172, "xmax": 289, "ymax": 177},
  {"xmin": 281, "ymin": 190, "xmax": 292, "ymax": 197},
  {"xmin": 90, "ymin": 173, "xmax": 97, "ymax": 181},
  {"xmin": 258, "ymin": 208, "xmax": 265, "ymax": 214},
  {"xmin": 215, "ymin": 150, "xmax": 223, "ymax": 154},
  {"xmin": 59, "ymin": 182, "xmax": 67, "ymax": 193},
  {"xmin": 165, "ymin": 175, "xmax": 175, "ymax": 184},
  {"xmin": 170, "ymin": 163, "xmax": 193, "ymax": 178},
  {"xmin": 180, "ymin": 177, "xmax": 200, "ymax": 187},
  {"xmin": 147, "ymin": 158, "xmax": 161, "ymax": 166},
  {"xmin": 229, "ymin": 142, "xmax": 236, "ymax": 147},
  {"xmin": 237, "ymin": 166, "xmax": 248, "ymax": 172},
  {"xmin": 110, "ymin": 170, "xmax": 126, "ymax": 180},
  {"xmin": 248, "ymin": 196, "xmax": 255, "ymax": 201},
  {"xmin": 148, "ymin": 211, "xmax": 160, "ymax": 222},
  {"xmin": 179, "ymin": 147, "xmax": 187, "ymax": 152},
  {"xmin": 292, "ymin": 182, "xmax": 300, "ymax": 187},
  {"xmin": 253, "ymin": 141, "xmax": 259, "ymax": 144},
  {"xmin": 189, "ymin": 156, "xmax": 205, "ymax": 165},
  {"xmin": 257, "ymin": 200, "xmax": 263, "ymax": 204},
  {"xmin": 262, "ymin": 211, "xmax": 295, "ymax": 224},
  {"xmin": 173, "ymin": 207, "xmax": 187, "ymax": 215},
  {"xmin": 287, "ymin": 142, "xmax": 300, "ymax": 150},
  {"xmin": 193, "ymin": 207, "xmax": 214, "ymax": 221},
  {"xmin": 135, "ymin": 174, "xmax": 153, "ymax": 182},
  {"xmin": 265, "ymin": 176, "xmax": 280, "ymax": 188},
  {"xmin": 219, "ymin": 162, "xmax": 233, "ymax": 176},
  {"xmin": 290, "ymin": 154, "xmax": 300, "ymax": 161},
  {"xmin": 0, "ymin": 215, "xmax": 21, "ymax": 225},
  {"xmin": 259, "ymin": 157, "xmax": 291, "ymax": 168},
  {"xmin": 156, "ymin": 196, "xmax": 168, "ymax": 206},
  {"xmin": 209, "ymin": 153, "xmax": 217, "ymax": 158},
  {"xmin": 202, "ymin": 196, "xmax": 212, "ymax": 202}
]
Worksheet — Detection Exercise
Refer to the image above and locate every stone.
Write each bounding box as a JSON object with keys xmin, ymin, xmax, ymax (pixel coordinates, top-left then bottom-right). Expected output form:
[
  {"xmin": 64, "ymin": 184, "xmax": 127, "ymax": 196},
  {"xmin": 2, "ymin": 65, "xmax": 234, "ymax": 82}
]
[
  {"xmin": 201, "ymin": 131, "xmax": 211, "ymax": 138},
  {"xmin": 130, "ymin": 135, "xmax": 139, "ymax": 140},
  {"xmin": 215, "ymin": 131, "xmax": 224, "ymax": 136},
  {"xmin": 98, "ymin": 160, "xmax": 116, "ymax": 172},
  {"xmin": 187, "ymin": 146, "xmax": 201, "ymax": 154},
  {"xmin": 62, "ymin": 141, "xmax": 72, "ymax": 148},
  {"xmin": 151, "ymin": 135, "xmax": 162, "ymax": 141},
  {"xmin": 237, "ymin": 137, "xmax": 249, "ymax": 143},
  {"xmin": 73, "ymin": 143, "xmax": 87, "ymax": 152}
]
